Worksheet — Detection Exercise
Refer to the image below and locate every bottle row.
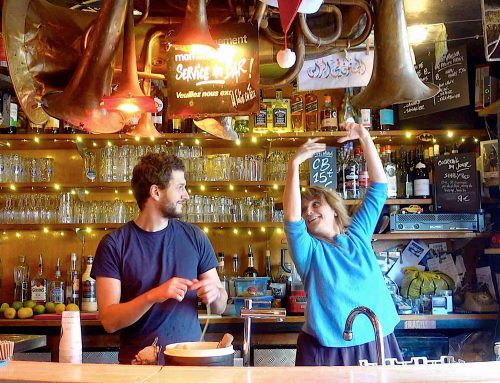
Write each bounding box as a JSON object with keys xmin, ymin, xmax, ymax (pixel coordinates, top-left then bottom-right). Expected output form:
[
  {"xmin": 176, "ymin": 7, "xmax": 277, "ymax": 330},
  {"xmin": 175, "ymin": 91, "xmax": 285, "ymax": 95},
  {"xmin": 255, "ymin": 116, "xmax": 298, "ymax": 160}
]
[{"xmin": 11, "ymin": 253, "xmax": 97, "ymax": 312}]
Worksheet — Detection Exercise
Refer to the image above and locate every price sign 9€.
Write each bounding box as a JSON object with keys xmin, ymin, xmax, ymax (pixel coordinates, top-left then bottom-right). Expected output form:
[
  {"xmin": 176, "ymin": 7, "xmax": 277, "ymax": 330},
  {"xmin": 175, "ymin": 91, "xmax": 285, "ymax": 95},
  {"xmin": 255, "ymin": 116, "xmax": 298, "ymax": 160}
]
[{"xmin": 309, "ymin": 147, "xmax": 337, "ymax": 189}]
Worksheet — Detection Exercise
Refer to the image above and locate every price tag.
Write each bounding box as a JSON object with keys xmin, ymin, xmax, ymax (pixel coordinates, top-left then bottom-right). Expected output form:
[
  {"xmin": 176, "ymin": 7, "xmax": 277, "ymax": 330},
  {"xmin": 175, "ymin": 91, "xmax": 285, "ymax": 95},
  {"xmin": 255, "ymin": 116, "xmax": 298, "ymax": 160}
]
[
  {"xmin": 309, "ymin": 147, "xmax": 337, "ymax": 189},
  {"xmin": 403, "ymin": 320, "xmax": 437, "ymax": 330}
]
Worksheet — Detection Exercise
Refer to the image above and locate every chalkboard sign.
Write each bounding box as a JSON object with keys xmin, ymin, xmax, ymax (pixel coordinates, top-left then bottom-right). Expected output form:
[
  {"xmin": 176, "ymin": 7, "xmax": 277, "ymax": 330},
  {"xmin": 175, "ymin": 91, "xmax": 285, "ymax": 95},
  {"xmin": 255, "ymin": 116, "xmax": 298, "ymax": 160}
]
[
  {"xmin": 433, "ymin": 153, "xmax": 480, "ymax": 212},
  {"xmin": 310, "ymin": 147, "xmax": 337, "ymax": 189},
  {"xmin": 166, "ymin": 22, "xmax": 259, "ymax": 118},
  {"xmin": 399, "ymin": 45, "xmax": 470, "ymax": 120}
]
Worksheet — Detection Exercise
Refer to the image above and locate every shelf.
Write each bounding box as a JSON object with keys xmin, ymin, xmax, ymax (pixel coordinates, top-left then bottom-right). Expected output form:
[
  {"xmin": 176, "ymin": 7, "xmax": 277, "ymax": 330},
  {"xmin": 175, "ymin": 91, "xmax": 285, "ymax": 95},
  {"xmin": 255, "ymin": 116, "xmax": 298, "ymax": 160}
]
[
  {"xmin": 0, "ymin": 180, "xmax": 307, "ymax": 193},
  {"xmin": 375, "ymin": 231, "xmax": 489, "ymax": 240},
  {"xmin": 484, "ymin": 248, "xmax": 500, "ymax": 255},
  {"xmin": 0, "ymin": 222, "xmax": 285, "ymax": 231},
  {"xmin": 478, "ymin": 100, "xmax": 500, "ymax": 116},
  {"xmin": 344, "ymin": 198, "xmax": 432, "ymax": 205},
  {"xmin": 0, "ymin": 129, "xmax": 485, "ymax": 149}
]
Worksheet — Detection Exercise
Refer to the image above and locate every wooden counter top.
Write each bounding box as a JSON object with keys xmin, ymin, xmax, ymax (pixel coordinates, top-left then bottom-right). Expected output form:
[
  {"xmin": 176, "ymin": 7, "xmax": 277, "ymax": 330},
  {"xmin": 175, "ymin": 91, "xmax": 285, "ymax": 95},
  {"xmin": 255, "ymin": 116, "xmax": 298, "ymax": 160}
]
[{"xmin": 1, "ymin": 360, "xmax": 500, "ymax": 383}]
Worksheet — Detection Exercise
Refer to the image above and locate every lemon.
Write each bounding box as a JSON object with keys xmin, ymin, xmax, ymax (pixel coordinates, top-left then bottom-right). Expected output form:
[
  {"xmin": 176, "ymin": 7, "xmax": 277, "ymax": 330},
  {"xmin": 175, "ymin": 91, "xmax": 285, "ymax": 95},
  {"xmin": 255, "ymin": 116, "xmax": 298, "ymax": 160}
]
[
  {"xmin": 45, "ymin": 301, "xmax": 56, "ymax": 313},
  {"xmin": 17, "ymin": 307, "xmax": 33, "ymax": 319},
  {"xmin": 66, "ymin": 303, "xmax": 80, "ymax": 312},
  {"xmin": 12, "ymin": 301, "xmax": 23, "ymax": 310},
  {"xmin": 0, "ymin": 303, "xmax": 9, "ymax": 313},
  {"xmin": 33, "ymin": 304, "xmax": 45, "ymax": 315},
  {"xmin": 23, "ymin": 300, "xmax": 36, "ymax": 309},
  {"xmin": 55, "ymin": 303, "xmax": 66, "ymax": 315},
  {"xmin": 4, "ymin": 307, "xmax": 16, "ymax": 319}
]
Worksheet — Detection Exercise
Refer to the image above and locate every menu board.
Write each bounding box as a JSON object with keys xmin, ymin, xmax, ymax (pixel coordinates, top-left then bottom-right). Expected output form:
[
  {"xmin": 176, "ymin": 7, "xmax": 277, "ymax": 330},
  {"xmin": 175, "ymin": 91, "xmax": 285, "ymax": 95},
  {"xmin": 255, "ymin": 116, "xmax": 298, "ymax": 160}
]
[
  {"xmin": 433, "ymin": 153, "xmax": 480, "ymax": 212},
  {"xmin": 166, "ymin": 22, "xmax": 259, "ymax": 118},
  {"xmin": 310, "ymin": 147, "xmax": 337, "ymax": 189},
  {"xmin": 399, "ymin": 45, "xmax": 469, "ymax": 120}
]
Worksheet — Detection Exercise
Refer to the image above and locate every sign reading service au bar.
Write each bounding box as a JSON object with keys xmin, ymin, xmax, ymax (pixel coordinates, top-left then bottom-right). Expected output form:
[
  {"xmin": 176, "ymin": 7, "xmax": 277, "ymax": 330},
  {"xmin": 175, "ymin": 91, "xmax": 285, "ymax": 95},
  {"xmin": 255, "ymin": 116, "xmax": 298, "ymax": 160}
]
[
  {"xmin": 310, "ymin": 147, "xmax": 337, "ymax": 189},
  {"xmin": 166, "ymin": 22, "xmax": 259, "ymax": 118}
]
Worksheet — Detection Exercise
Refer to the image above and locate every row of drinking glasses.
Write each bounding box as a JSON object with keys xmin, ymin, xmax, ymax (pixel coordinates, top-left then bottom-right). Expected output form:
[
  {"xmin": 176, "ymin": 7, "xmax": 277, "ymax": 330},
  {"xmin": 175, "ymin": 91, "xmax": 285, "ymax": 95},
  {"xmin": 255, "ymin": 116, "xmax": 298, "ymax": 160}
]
[
  {"xmin": 0, "ymin": 194, "xmax": 59, "ymax": 223},
  {"xmin": 0, "ymin": 154, "xmax": 54, "ymax": 183},
  {"xmin": 88, "ymin": 144, "xmax": 308, "ymax": 183},
  {"xmin": 184, "ymin": 195, "xmax": 275, "ymax": 223}
]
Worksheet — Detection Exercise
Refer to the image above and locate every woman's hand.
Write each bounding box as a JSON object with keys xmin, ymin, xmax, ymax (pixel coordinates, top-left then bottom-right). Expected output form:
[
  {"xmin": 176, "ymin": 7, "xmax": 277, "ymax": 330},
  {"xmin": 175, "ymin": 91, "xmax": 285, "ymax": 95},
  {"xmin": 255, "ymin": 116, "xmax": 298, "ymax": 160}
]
[
  {"xmin": 291, "ymin": 138, "xmax": 327, "ymax": 166},
  {"xmin": 338, "ymin": 121, "xmax": 370, "ymax": 144}
]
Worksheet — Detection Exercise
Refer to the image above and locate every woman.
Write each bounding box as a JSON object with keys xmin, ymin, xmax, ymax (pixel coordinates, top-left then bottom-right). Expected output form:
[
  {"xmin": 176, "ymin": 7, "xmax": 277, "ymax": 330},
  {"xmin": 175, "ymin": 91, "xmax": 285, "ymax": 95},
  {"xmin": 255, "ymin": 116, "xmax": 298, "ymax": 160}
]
[{"xmin": 283, "ymin": 122, "xmax": 402, "ymax": 366}]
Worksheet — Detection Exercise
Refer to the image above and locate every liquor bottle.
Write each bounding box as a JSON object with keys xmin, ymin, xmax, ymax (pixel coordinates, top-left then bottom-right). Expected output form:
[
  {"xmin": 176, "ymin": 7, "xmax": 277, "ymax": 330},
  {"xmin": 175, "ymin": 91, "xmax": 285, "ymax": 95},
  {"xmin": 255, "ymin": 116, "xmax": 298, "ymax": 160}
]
[
  {"xmin": 405, "ymin": 149, "xmax": 415, "ymax": 198},
  {"xmin": 339, "ymin": 88, "xmax": 355, "ymax": 125},
  {"xmin": 243, "ymin": 245, "xmax": 259, "ymax": 277},
  {"xmin": 48, "ymin": 257, "xmax": 65, "ymax": 304},
  {"xmin": 13, "ymin": 255, "xmax": 30, "ymax": 303},
  {"xmin": 290, "ymin": 84, "xmax": 304, "ymax": 132},
  {"xmin": 343, "ymin": 143, "xmax": 359, "ymax": 199},
  {"xmin": 271, "ymin": 89, "xmax": 291, "ymax": 133},
  {"xmin": 413, "ymin": 147, "xmax": 430, "ymax": 198},
  {"xmin": 396, "ymin": 149, "xmax": 406, "ymax": 199},
  {"xmin": 253, "ymin": 90, "xmax": 268, "ymax": 134},
  {"xmin": 44, "ymin": 116, "xmax": 60, "ymax": 134},
  {"xmin": 172, "ymin": 118, "xmax": 182, "ymax": 134},
  {"xmin": 216, "ymin": 252, "xmax": 229, "ymax": 297},
  {"xmin": 265, "ymin": 250, "xmax": 272, "ymax": 280},
  {"xmin": 358, "ymin": 146, "xmax": 369, "ymax": 199},
  {"xmin": 81, "ymin": 256, "xmax": 97, "ymax": 312},
  {"xmin": 320, "ymin": 95, "xmax": 338, "ymax": 131},
  {"xmin": 359, "ymin": 108, "xmax": 372, "ymax": 129},
  {"xmin": 379, "ymin": 108, "xmax": 394, "ymax": 131},
  {"xmin": 65, "ymin": 253, "xmax": 80, "ymax": 306},
  {"xmin": 384, "ymin": 146, "xmax": 397, "ymax": 198},
  {"xmin": 151, "ymin": 82, "xmax": 165, "ymax": 133},
  {"xmin": 228, "ymin": 253, "xmax": 240, "ymax": 297},
  {"xmin": 31, "ymin": 254, "xmax": 48, "ymax": 305},
  {"xmin": 304, "ymin": 93, "xmax": 318, "ymax": 132}
]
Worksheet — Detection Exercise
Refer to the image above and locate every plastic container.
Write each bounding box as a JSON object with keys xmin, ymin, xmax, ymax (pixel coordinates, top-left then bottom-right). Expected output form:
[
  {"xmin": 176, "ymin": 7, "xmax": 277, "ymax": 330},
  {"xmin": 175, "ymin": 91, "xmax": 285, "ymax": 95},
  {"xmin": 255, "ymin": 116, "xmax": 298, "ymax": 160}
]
[
  {"xmin": 232, "ymin": 295, "xmax": 273, "ymax": 314},
  {"xmin": 233, "ymin": 277, "xmax": 270, "ymax": 297}
]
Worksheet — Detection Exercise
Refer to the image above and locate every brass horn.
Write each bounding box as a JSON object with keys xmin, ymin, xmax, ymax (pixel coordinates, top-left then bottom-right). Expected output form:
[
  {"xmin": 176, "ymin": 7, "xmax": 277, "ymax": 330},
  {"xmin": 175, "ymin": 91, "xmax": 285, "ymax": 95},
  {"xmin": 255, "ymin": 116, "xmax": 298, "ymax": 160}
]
[{"xmin": 351, "ymin": 0, "xmax": 439, "ymax": 109}]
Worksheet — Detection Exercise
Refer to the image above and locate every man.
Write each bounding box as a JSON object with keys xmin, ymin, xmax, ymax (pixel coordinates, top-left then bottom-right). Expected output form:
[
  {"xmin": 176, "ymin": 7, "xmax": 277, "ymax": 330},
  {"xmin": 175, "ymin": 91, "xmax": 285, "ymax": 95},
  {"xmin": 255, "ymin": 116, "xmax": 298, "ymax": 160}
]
[{"xmin": 91, "ymin": 153, "xmax": 227, "ymax": 364}]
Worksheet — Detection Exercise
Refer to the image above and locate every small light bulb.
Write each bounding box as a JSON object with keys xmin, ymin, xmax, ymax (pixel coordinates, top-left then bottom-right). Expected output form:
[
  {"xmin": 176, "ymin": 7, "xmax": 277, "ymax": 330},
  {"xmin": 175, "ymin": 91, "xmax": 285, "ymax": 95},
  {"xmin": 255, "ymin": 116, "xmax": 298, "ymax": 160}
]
[
  {"xmin": 229, "ymin": 185, "xmax": 234, "ymax": 191},
  {"xmin": 200, "ymin": 185, "xmax": 206, "ymax": 191},
  {"xmin": 447, "ymin": 131, "xmax": 453, "ymax": 138},
  {"xmin": 233, "ymin": 228, "xmax": 239, "ymax": 234},
  {"xmin": 235, "ymin": 139, "xmax": 241, "ymax": 146},
  {"xmin": 203, "ymin": 227, "xmax": 209, "ymax": 233},
  {"xmin": 34, "ymin": 137, "xmax": 40, "ymax": 143},
  {"xmin": 276, "ymin": 228, "xmax": 283, "ymax": 234},
  {"xmin": 43, "ymin": 227, "xmax": 49, "ymax": 233},
  {"xmin": 134, "ymin": 136, "xmax": 140, "ymax": 142},
  {"xmin": 260, "ymin": 227, "xmax": 266, "ymax": 232},
  {"xmin": 76, "ymin": 136, "xmax": 83, "ymax": 143},
  {"xmin": 247, "ymin": 230, "xmax": 252, "ymax": 236}
]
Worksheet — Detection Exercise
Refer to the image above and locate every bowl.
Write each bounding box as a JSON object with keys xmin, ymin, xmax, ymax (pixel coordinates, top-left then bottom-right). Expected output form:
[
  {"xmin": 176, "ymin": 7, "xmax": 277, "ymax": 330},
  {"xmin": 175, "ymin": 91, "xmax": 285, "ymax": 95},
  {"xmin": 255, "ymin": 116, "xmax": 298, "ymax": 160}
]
[{"xmin": 163, "ymin": 342, "xmax": 234, "ymax": 366}]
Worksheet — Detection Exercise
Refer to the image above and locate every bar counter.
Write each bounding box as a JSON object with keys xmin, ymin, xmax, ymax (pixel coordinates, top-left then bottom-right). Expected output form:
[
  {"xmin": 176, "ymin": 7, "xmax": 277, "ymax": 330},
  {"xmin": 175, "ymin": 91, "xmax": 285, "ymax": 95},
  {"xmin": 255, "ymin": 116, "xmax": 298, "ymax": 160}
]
[{"xmin": 1, "ymin": 360, "xmax": 500, "ymax": 382}]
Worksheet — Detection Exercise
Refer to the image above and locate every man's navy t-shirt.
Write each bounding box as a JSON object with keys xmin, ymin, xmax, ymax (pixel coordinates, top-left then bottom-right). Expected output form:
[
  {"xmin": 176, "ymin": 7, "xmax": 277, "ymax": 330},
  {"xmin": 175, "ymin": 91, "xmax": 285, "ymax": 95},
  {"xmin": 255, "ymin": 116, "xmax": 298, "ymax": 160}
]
[{"xmin": 91, "ymin": 219, "xmax": 217, "ymax": 364}]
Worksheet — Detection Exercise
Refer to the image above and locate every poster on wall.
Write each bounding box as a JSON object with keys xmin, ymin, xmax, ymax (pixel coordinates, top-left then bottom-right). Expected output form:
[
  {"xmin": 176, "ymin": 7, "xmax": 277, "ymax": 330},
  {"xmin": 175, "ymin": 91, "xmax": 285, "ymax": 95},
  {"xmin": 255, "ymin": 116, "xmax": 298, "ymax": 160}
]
[
  {"xmin": 297, "ymin": 50, "xmax": 374, "ymax": 91},
  {"xmin": 481, "ymin": 0, "xmax": 500, "ymax": 62},
  {"xmin": 166, "ymin": 22, "xmax": 259, "ymax": 118}
]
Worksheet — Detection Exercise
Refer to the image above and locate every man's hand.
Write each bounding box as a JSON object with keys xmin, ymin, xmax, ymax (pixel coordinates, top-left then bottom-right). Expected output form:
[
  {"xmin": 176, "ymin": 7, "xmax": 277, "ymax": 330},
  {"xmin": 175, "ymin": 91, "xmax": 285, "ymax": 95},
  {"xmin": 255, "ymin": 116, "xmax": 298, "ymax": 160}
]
[
  {"xmin": 190, "ymin": 278, "xmax": 221, "ymax": 305},
  {"xmin": 149, "ymin": 277, "xmax": 194, "ymax": 303}
]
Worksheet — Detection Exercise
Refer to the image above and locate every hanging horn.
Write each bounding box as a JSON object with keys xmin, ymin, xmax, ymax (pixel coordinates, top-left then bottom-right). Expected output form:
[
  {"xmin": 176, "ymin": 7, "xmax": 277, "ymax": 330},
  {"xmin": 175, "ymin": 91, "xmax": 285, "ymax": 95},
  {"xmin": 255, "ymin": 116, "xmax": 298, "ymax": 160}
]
[
  {"xmin": 351, "ymin": 0, "xmax": 439, "ymax": 109},
  {"xmin": 40, "ymin": 0, "xmax": 128, "ymax": 133}
]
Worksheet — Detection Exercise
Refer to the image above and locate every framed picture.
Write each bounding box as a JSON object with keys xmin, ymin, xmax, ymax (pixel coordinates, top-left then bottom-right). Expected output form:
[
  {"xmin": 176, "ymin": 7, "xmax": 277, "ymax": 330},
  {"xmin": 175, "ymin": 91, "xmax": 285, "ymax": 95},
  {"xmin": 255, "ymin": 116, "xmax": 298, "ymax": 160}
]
[
  {"xmin": 481, "ymin": 0, "xmax": 500, "ymax": 62},
  {"xmin": 480, "ymin": 139, "xmax": 499, "ymax": 185}
]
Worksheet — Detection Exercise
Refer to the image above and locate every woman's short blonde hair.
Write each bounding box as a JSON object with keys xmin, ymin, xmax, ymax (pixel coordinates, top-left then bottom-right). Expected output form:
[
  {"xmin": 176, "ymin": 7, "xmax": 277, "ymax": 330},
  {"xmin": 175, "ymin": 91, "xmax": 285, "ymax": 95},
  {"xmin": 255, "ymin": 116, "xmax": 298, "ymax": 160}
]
[{"xmin": 301, "ymin": 186, "xmax": 351, "ymax": 233}]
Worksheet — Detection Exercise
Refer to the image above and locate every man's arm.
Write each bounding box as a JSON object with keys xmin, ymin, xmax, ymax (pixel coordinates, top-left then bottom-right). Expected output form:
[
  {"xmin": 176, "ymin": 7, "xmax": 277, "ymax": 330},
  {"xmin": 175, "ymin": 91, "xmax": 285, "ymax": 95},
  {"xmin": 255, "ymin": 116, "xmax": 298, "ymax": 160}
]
[
  {"xmin": 97, "ymin": 276, "xmax": 194, "ymax": 333},
  {"xmin": 191, "ymin": 268, "xmax": 227, "ymax": 315}
]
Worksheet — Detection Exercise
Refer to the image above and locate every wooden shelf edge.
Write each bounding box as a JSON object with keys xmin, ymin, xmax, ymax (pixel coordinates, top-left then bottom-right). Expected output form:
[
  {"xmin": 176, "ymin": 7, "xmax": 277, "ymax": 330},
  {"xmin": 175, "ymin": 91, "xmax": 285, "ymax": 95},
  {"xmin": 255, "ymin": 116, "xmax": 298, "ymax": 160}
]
[
  {"xmin": 484, "ymin": 248, "xmax": 500, "ymax": 254},
  {"xmin": 478, "ymin": 100, "xmax": 500, "ymax": 116}
]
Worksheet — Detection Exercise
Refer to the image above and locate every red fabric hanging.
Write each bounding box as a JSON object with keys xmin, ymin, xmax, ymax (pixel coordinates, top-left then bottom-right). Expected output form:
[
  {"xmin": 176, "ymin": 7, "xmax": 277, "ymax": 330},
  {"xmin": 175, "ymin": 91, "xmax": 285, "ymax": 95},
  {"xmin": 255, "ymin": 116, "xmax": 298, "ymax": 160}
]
[{"xmin": 277, "ymin": 0, "xmax": 302, "ymax": 49}]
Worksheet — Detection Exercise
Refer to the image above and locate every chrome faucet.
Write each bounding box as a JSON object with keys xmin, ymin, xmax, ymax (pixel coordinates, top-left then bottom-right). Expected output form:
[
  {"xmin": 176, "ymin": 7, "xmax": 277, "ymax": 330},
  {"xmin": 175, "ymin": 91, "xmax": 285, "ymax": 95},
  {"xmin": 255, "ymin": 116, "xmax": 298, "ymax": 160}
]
[
  {"xmin": 343, "ymin": 306, "xmax": 385, "ymax": 365},
  {"xmin": 240, "ymin": 299, "xmax": 286, "ymax": 367}
]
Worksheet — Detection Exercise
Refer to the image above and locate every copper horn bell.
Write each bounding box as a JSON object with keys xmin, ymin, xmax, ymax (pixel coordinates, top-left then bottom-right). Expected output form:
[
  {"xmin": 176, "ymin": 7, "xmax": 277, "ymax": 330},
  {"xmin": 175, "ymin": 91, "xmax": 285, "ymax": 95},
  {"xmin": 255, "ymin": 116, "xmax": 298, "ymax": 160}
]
[
  {"xmin": 351, "ymin": 0, "xmax": 439, "ymax": 109},
  {"xmin": 41, "ymin": 0, "xmax": 128, "ymax": 133}
]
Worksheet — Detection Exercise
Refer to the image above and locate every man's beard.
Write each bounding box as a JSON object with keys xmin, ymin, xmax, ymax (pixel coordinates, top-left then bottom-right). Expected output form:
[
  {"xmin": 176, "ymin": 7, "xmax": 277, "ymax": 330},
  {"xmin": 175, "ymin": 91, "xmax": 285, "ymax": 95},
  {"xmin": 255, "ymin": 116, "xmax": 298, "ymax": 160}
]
[{"xmin": 161, "ymin": 203, "xmax": 183, "ymax": 219}]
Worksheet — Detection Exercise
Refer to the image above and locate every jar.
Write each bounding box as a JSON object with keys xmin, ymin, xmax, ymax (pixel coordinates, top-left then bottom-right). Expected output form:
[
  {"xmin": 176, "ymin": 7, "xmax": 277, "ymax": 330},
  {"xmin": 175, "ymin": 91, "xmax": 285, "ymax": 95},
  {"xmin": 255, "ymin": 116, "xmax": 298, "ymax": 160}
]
[
  {"xmin": 495, "ymin": 342, "xmax": 500, "ymax": 361},
  {"xmin": 234, "ymin": 116, "xmax": 249, "ymax": 133}
]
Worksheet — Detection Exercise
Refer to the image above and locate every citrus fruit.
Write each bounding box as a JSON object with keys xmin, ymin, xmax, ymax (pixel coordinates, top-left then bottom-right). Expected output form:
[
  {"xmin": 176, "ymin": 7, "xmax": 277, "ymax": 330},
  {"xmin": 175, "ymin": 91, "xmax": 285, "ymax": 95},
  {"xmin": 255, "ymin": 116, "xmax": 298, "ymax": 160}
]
[
  {"xmin": 66, "ymin": 303, "xmax": 80, "ymax": 312},
  {"xmin": 17, "ymin": 307, "xmax": 33, "ymax": 319},
  {"xmin": 12, "ymin": 301, "xmax": 23, "ymax": 310},
  {"xmin": 4, "ymin": 307, "xmax": 16, "ymax": 319},
  {"xmin": 55, "ymin": 303, "xmax": 66, "ymax": 314},
  {"xmin": 33, "ymin": 304, "xmax": 45, "ymax": 315},
  {"xmin": 23, "ymin": 300, "xmax": 36, "ymax": 309},
  {"xmin": 45, "ymin": 301, "xmax": 56, "ymax": 313},
  {"xmin": 0, "ymin": 303, "xmax": 9, "ymax": 313}
]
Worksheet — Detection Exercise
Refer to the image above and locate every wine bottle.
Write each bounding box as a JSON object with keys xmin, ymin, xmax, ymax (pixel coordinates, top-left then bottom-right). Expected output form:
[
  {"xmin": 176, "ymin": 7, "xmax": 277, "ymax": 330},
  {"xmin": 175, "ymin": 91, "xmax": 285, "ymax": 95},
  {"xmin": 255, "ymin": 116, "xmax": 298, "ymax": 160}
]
[
  {"xmin": 243, "ymin": 245, "xmax": 258, "ymax": 277},
  {"xmin": 413, "ymin": 148, "xmax": 430, "ymax": 198}
]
